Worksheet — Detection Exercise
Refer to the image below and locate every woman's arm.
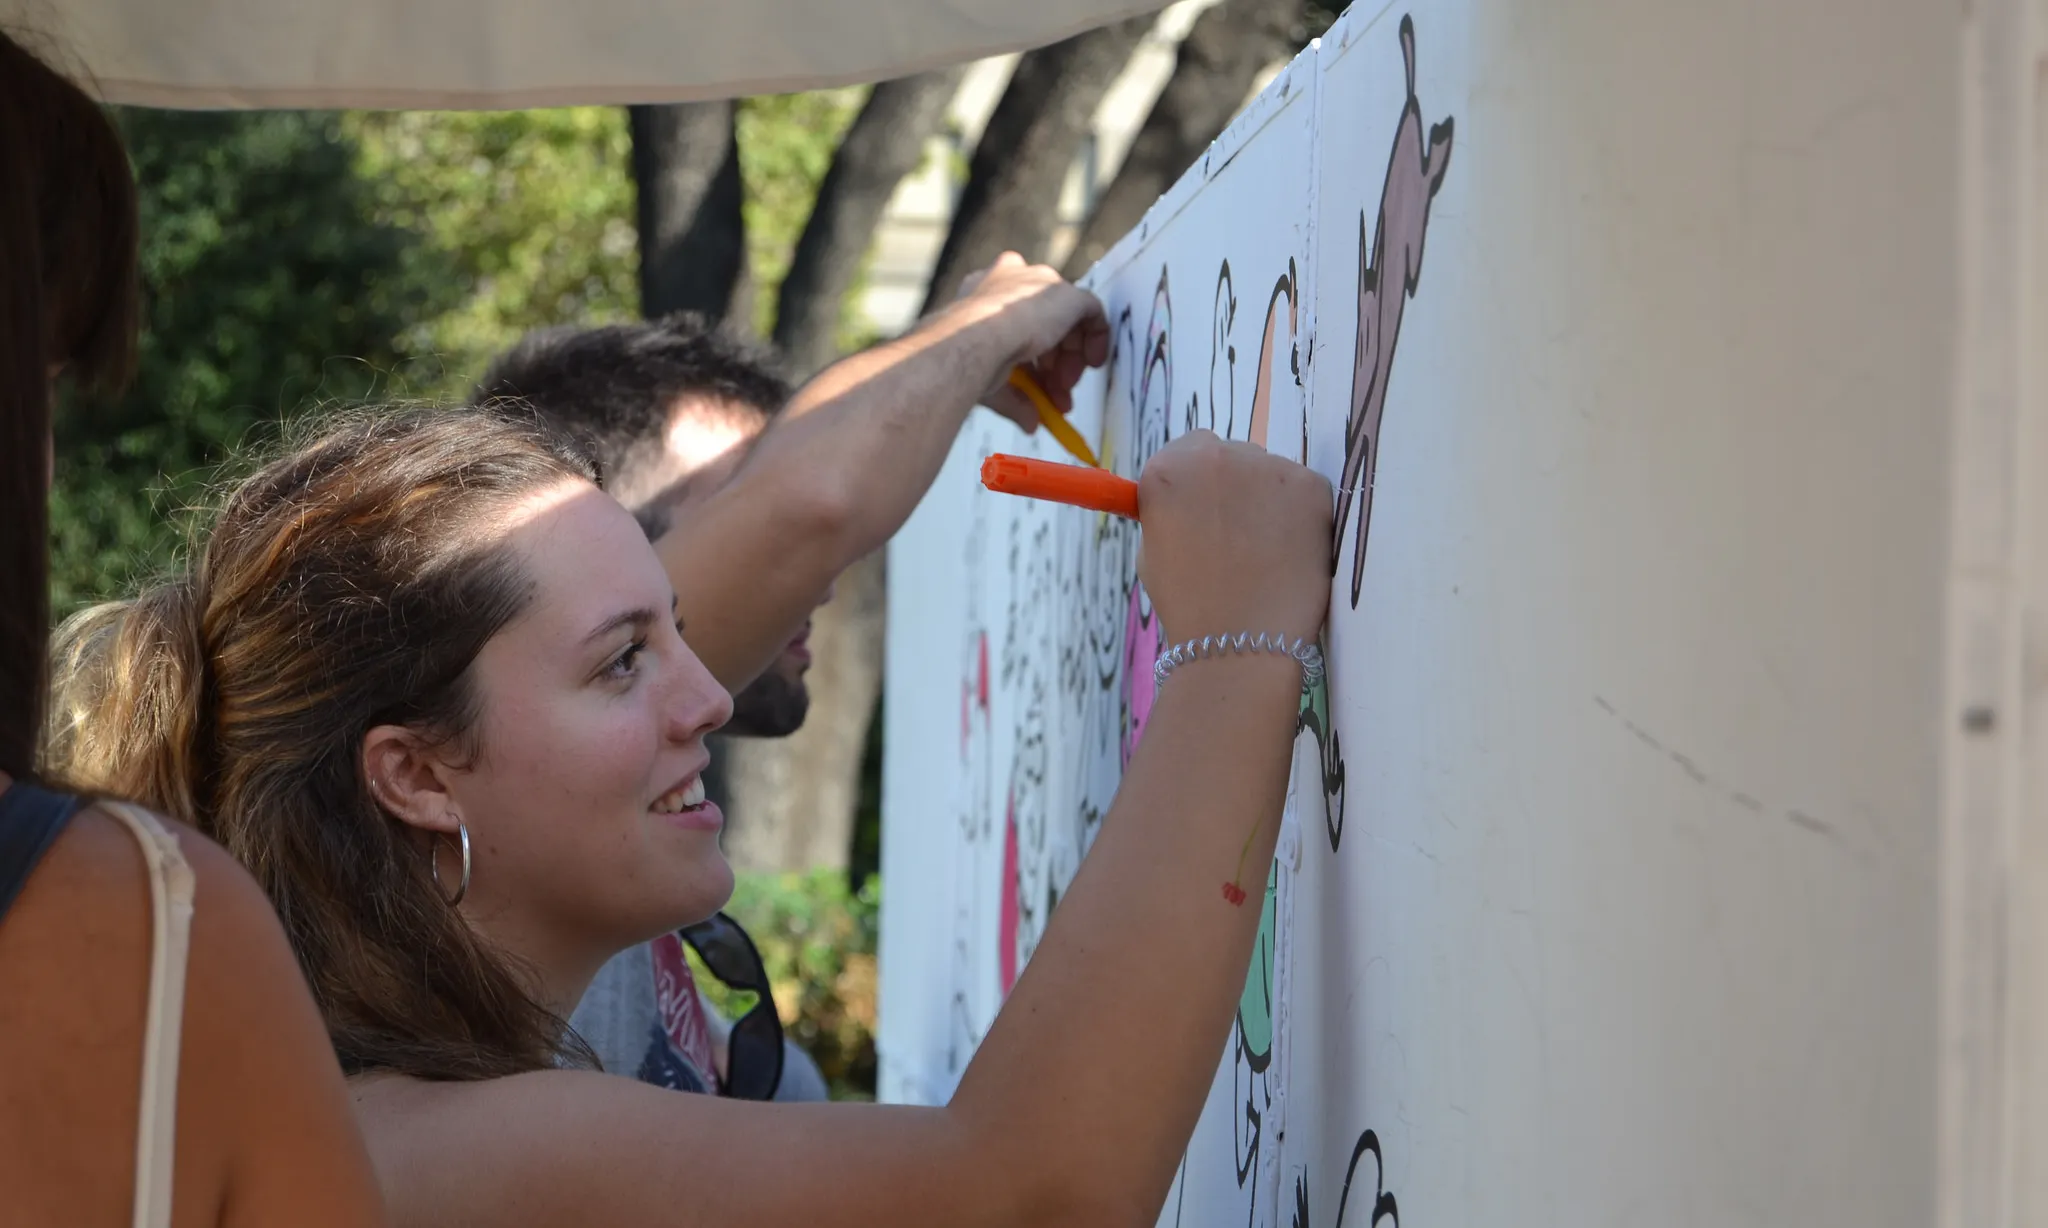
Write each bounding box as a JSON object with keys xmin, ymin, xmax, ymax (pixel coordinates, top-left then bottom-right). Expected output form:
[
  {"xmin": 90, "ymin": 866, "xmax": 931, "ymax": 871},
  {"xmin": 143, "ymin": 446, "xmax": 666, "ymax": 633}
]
[
  {"xmin": 355, "ymin": 432, "xmax": 1331, "ymax": 1228},
  {"xmin": 656, "ymin": 255, "xmax": 1107, "ymax": 692},
  {"xmin": 355, "ymin": 652, "xmax": 1300, "ymax": 1228}
]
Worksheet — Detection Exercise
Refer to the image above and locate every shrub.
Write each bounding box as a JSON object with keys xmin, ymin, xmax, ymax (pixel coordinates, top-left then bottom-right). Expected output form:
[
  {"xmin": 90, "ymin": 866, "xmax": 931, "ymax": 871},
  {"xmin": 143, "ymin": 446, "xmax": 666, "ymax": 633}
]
[{"xmin": 689, "ymin": 870, "xmax": 880, "ymax": 1101}]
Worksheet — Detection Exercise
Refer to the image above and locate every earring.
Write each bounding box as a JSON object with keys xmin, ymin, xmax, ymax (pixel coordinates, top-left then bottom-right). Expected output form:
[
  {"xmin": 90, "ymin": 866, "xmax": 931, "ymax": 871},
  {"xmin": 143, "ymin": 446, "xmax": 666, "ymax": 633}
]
[{"xmin": 432, "ymin": 817, "xmax": 471, "ymax": 907}]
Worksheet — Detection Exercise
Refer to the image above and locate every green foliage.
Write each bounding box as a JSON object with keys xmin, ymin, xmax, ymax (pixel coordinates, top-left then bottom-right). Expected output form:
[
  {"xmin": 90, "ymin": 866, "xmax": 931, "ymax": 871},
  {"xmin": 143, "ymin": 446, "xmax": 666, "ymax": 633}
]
[
  {"xmin": 735, "ymin": 89, "xmax": 875, "ymax": 347},
  {"xmin": 50, "ymin": 96, "xmax": 894, "ymax": 613},
  {"xmin": 345, "ymin": 108, "xmax": 640, "ymax": 394},
  {"xmin": 50, "ymin": 109, "xmax": 454, "ymax": 612},
  {"xmin": 690, "ymin": 870, "xmax": 882, "ymax": 1100}
]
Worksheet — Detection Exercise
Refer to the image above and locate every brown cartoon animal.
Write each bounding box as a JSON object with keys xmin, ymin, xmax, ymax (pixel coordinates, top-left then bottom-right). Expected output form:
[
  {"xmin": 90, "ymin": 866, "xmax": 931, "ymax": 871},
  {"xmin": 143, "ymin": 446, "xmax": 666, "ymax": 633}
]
[{"xmin": 1333, "ymin": 14, "xmax": 1454, "ymax": 607}]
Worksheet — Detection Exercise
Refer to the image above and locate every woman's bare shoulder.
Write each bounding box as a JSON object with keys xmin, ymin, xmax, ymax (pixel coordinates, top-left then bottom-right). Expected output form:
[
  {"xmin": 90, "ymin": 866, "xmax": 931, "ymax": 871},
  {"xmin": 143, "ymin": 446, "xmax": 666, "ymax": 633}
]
[
  {"xmin": 0, "ymin": 804, "xmax": 385, "ymax": 1226},
  {"xmin": 18, "ymin": 801, "xmax": 264, "ymax": 924},
  {"xmin": 25, "ymin": 803, "xmax": 318, "ymax": 1014},
  {"xmin": 0, "ymin": 807, "xmax": 158, "ymax": 1224}
]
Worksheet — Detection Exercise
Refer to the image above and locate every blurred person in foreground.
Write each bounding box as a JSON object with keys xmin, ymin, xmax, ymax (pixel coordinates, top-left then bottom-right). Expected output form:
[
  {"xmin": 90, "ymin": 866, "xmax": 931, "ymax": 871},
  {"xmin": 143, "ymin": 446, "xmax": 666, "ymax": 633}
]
[{"xmin": 2, "ymin": 29, "xmax": 385, "ymax": 1228}]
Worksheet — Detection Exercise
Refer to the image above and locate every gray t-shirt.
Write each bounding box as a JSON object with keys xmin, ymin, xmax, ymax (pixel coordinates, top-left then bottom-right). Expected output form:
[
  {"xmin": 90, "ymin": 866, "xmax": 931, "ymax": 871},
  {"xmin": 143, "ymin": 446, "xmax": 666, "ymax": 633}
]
[{"xmin": 570, "ymin": 934, "xmax": 829, "ymax": 1101}]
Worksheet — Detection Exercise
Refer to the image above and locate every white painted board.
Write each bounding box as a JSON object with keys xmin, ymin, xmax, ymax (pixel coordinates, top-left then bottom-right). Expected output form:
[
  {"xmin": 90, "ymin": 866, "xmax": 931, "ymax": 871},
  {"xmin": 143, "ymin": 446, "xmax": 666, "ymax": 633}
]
[{"xmin": 885, "ymin": 2, "xmax": 1952, "ymax": 1223}]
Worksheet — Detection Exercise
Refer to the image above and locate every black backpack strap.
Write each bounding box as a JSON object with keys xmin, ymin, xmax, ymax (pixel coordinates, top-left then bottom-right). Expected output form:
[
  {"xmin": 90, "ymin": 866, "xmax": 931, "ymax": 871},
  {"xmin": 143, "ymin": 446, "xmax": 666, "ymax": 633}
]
[{"xmin": 0, "ymin": 782, "xmax": 87, "ymax": 925}]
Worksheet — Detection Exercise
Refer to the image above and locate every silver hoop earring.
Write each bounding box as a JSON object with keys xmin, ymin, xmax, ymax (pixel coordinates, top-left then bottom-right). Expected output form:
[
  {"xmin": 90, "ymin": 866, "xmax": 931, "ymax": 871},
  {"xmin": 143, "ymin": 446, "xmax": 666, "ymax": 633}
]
[{"xmin": 432, "ymin": 818, "xmax": 471, "ymax": 907}]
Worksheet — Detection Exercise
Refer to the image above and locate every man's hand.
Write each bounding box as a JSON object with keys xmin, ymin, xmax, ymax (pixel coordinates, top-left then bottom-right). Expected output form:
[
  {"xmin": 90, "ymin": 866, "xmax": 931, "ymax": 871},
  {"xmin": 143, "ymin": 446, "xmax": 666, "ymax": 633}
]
[
  {"xmin": 659, "ymin": 252, "xmax": 1109, "ymax": 691},
  {"xmin": 949, "ymin": 252, "xmax": 1111, "ymax": 433}
]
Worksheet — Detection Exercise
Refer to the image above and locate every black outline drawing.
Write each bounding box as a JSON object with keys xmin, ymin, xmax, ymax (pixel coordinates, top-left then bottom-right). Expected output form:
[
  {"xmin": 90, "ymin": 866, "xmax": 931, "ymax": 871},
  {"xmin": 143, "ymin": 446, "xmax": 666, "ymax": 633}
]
[
  {"xmin": 1292, "ymin": 1130, "xmax": 1400, "ymax": 1228},
  {"xmin": 1246, "ymin": 259, "xmax": 1300, "ymax": 452},
  {"xmin": 1006, "ymin": 267, "xmax": 1173, "ymax": 1001},
  {"xmin": 1301, "ymin": 668, "xmax": 1349, "ymax": 852},
  {"xmin": 1116, "ymin": 268, "xmax": 1173, "ymax": 771},
  {"xmin": 1332, "ymin": 13, "xmax": 1455, "ymax": 608},
  {"xmin": 1204, "ymin": 258, "xmax": 1238, "ymax": 436},
  {"xmin": 1230, "ymin": 859, "xmax": 1280, "ymax": 1226},
  {"xmin": 1002, "ymin": 513, "xmax": 1058, "ymax": 985}
]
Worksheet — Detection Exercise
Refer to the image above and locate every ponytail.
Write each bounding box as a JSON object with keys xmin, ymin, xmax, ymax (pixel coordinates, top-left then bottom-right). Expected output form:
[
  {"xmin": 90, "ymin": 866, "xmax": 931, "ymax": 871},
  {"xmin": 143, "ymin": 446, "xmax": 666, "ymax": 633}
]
[
  {"xmin": 51, "ymin": 406, "xmax": 603, "ymax": 1081},
  {"xmin": 44, "ymin": 582, "xmax": 212, "ymax": 821}
]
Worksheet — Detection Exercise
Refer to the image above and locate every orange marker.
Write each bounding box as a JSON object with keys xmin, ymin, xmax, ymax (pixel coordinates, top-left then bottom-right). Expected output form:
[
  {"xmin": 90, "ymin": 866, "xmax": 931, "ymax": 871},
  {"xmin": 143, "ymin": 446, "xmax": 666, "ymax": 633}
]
[
  {"xmin": 1007, "ymin": 366, "xmax": 1102, "ymax": 469},
  {"xmin": 981, "ymin": 453, "xmax": 1138, "ymax": 520}
]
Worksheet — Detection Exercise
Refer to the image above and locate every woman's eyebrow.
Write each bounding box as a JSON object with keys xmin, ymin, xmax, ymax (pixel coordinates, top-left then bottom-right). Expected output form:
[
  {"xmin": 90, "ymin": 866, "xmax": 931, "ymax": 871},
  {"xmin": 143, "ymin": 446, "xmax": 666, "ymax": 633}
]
[{"xmin": 583, "ymin": 607, "xmax": 657, "ymax": 646}]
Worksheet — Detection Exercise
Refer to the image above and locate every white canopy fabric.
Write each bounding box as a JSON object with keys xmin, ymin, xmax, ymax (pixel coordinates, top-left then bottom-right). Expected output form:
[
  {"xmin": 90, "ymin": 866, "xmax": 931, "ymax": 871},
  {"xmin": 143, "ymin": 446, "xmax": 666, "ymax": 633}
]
[{"xmin": 1, "ymin": 0, "xmax": 1170, "ymax": 109}]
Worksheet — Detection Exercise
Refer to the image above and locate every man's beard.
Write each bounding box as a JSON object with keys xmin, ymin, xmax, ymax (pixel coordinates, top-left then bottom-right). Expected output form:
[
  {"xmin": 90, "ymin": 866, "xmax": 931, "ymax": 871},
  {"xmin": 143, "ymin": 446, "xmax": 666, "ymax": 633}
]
[{"xmin": 723, "ymin": 667, "xmax": 810, "ymax": 737}]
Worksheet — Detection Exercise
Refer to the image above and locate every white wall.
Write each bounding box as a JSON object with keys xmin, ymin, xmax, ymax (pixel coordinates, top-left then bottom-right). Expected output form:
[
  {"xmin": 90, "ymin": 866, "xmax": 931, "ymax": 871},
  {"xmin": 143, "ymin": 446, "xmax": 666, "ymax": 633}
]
[{"xmin": 884, "ymin": 1, "xmax": 1970, "ymax": 1222}]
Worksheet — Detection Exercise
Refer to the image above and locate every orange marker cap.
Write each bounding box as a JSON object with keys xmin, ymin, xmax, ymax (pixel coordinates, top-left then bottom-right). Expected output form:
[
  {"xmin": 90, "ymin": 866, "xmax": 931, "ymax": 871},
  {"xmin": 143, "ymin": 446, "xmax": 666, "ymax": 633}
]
[{"xmin": 980, "ymin": 453, "xmax": 1139, "ymax": 520}]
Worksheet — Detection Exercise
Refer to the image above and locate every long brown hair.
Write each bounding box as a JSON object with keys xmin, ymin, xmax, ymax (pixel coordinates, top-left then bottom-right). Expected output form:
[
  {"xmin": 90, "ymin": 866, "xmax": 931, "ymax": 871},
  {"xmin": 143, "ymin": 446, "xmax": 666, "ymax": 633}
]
[
  {"xmin": 51, "ymin": 405, "xmax": 601, "ymax": 1081},
  {"xmin": 0, "ymin": 31, "xmax": 139, "ymax": 779}
]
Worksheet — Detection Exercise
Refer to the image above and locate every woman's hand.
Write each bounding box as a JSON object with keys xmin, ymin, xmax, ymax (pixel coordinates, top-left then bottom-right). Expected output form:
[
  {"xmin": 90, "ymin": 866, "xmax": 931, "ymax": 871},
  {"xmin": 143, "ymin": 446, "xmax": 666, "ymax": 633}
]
[{"xmin": 1136, "ymin": 430, "xmax": 1334, "ymax": 647}]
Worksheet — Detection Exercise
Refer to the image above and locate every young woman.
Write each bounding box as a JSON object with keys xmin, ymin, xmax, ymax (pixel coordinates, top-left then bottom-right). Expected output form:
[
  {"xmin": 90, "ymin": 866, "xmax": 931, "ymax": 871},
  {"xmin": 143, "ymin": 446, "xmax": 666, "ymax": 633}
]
[
  {"xmin": 58, "ymin": 393, "xmax": 1334, "ymax": 1225},
  {"xmin": 0, "ymin": 29, "xmax": 386, "ymax": 1227}
]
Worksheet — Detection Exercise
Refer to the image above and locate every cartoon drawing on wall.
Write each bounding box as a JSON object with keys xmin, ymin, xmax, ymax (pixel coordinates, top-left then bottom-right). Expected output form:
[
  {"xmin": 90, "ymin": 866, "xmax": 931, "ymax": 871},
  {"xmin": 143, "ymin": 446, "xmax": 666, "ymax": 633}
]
[
  {"xmin": 948, "ymin": 482, "xmax": 995, "ymax": 1075},
  {"xmin": 994, "ymin": 263, "xmax": 1183, "ymax": 1003},
  {"xmin": 1001, "ymin": 513, "xmax": 1058, "ymax": 987},
  {"xmin": 1247, "ymin": 259, "xmax": 1299, "ymax": 452},
  {"xmin": 1227, "ymin": 859, "xmax": 1281, "ymax": 1225},
  {"xmin": 1291, "ymin": 1131, "xmax": 1399, "ymax": 1228},
  {"xmin": 891, "ymin": 6, "xmax": 1462, "ymax": 1216},
  {"xmin": 1064, "ymin": 300, "xmax": 1138, "ymax": 864},
  {"xmin": 1299, "ymin": 671, "xmax": 1348, "ymax": 850},
  {"xmin": 1068, "ymin": 502, "xmax": 1122, "ymax": 855},
  {"xmin": 1331, "ymin": 13, "xmax": 1454, "ymax": 608},
  {"xmin": 1202, "ymin": 260, "xmax": 1236, "ymax": 436},
  {"xmin": 1236, "ymin": 254, "xmax": 1348, "ymax": 848},
  {"xmin": 1146, "ymin": 254, "xmax": 1312, "ymax": 1228},
  {"xmin": 1119, "ymin": 269, "xmax": 1174, "ymax": 767}
]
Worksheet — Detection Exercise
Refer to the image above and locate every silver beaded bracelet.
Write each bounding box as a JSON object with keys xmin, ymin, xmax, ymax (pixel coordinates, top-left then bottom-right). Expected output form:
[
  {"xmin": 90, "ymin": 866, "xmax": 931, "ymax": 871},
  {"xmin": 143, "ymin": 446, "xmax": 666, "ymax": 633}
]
[{"xmin": 1153, "ymin": 632, "xmax": 1325, "ymax": 695}]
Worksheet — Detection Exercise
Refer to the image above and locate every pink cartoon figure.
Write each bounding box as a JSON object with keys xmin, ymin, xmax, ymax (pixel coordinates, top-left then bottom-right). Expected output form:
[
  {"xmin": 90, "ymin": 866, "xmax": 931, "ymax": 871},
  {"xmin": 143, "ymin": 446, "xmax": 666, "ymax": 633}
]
[
  {"xmin": 1332, "ymin": 14, "xmax": 1454, "ymax": 608},
  {"xmin": 1119, "ymin": 273, "xmax": 1174, "ymax": 765},
  {"xmin": 1121, "ymin": 584, "xmax": 1163, "ymax": 766}
]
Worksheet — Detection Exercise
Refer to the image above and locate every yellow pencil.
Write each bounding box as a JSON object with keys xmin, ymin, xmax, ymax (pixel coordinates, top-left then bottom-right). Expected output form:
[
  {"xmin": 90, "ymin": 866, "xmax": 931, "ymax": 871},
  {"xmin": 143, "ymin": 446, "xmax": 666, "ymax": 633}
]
[{"xmin": 1007, "ymin": 366, "xmax": 1102, "ymax": 469}]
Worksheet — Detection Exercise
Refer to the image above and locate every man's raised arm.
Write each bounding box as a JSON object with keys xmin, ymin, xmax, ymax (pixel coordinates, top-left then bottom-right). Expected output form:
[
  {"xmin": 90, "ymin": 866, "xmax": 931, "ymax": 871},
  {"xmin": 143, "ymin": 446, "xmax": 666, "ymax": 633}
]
[{"xmin": 659, "ymin": 253, "xmax": 1109, "ymax": 690}]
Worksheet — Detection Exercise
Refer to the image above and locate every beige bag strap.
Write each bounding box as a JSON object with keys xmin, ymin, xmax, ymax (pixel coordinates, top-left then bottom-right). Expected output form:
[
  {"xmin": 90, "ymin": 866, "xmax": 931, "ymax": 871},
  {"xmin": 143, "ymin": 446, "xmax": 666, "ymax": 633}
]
[{"xmin": 95, "ymin": 802, "xmax": 197, "ymax": 1228}]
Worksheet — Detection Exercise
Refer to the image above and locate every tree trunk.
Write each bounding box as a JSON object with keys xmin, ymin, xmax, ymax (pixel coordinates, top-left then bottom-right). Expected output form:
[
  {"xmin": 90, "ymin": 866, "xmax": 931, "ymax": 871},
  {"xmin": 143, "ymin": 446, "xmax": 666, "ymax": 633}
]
[
  {"xmin": 714, "ymin": 71, "xmax": 965, "ymax": 875},
  {"xmin": 774, "ymin": 69, "xmax": 965, "ymax": 375},
  {"xmin": 719, "ymin": 549, "xmax": 887, "ymax": 873},
  {"xmin": 631, "ymin": 101, "xmax": 748, "ymax": 325},
  {"xmin": 920, "ymin": 16, "xmax": 1154, "ymax": 315},
  {"xmin": 1062, "ymin": 0, "xmax": 1308, "ymax": 278}
]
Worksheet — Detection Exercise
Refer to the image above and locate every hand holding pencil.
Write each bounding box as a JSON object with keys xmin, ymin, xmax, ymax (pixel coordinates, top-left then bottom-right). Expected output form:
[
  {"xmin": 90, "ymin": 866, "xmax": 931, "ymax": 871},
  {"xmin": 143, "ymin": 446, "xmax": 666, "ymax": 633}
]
[{"xmin": 950, "ymin": 252, "xmax": 1109, "ymax": 455}]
